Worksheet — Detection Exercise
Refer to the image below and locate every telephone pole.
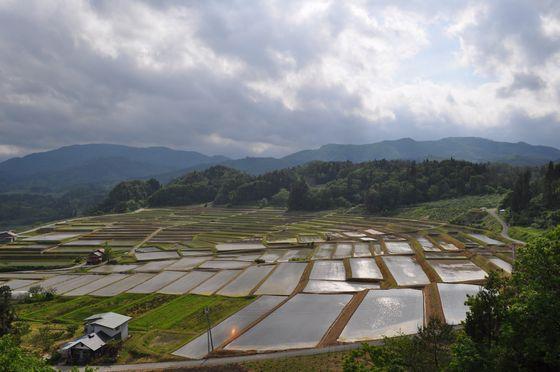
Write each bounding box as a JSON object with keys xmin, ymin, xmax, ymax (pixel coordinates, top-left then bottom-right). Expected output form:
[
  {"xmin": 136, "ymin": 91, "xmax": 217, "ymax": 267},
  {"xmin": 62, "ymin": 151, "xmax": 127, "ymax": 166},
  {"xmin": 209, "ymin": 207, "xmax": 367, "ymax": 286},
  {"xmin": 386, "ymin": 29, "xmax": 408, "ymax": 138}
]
[{"xmin": 204, "ymin": 306, "xmax": 214, "ymax": 353}]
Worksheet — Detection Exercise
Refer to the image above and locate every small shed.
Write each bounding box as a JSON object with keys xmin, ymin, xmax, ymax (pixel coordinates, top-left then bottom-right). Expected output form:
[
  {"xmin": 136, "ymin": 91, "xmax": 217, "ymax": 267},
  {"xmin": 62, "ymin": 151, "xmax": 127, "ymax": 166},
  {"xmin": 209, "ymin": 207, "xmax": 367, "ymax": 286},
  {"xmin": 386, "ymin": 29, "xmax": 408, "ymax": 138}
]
[
  {"xmin": 0, "ymin": 231, "xmax": 17, "ymax": 243},
  {"xmin": 59, "ymin": 332, "xmax": 106, "ymax": 364},
  {"xmin": 84, "ymin": 312, "xmax": 131, "ymax": 341},
  {"xmin": 87, "ymin": 248, "xmax": 105, "ymax": 265}
]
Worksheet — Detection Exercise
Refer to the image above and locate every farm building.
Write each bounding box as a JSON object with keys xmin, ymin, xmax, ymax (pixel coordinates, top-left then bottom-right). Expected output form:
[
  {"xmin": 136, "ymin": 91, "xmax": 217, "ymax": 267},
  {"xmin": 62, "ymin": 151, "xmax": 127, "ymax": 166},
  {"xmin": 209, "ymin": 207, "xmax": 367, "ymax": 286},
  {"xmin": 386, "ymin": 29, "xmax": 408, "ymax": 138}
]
[
  {"xmin": 87, "ymin": 248, "xmax": 105, "ymax": 265},
  {"xmin": 84, "ymin": 312, "xmax": 131, "ymax": 340},
  {"xmin": 0, "ymin": 230, "xmax": 17, "ymax": 243},
  {"xmin": 60, "ymin": 312, "xmax": 131, "ymax": 363},
  {"xmin": 59, "ymin": 332, "xmax": 106, "ymax": 363}
]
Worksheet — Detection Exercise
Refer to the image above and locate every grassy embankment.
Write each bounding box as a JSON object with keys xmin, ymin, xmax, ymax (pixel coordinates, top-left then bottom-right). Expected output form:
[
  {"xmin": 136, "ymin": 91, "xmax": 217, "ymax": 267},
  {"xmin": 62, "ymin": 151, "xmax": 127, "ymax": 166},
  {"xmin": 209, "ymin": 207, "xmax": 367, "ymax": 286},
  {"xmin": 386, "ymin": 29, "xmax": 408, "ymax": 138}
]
[
  {"xmin": 391, "ymin": 194, "xmax": 504, "ymax": 223},
  {"xmin": 508, "ymin": 226, "xmax": 544, "ymax": 242}
]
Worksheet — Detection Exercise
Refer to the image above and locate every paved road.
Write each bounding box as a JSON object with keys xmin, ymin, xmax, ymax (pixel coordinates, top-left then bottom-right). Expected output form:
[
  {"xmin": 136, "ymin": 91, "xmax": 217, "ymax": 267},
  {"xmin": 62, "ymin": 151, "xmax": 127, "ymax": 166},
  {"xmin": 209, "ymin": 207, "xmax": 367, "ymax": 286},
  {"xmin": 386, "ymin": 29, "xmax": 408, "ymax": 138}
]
[
  {"xmin": 484, "ymin": 208, "xmax": 525, "ymax": 245},
  {"xmin": 60, "ymin": 342, "xmax": 381, "ymax": 371}
]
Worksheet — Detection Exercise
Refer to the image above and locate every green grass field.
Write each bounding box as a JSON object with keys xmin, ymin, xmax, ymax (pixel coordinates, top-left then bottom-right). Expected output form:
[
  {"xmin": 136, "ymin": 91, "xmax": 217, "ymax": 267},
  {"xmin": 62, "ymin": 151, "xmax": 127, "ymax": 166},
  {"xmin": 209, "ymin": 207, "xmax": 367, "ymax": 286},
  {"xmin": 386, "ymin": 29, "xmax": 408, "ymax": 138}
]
[
  {"xmin": 130, "ymin": 294, "xmax": 254, "ymax": 332},
  {"xmin": 392, "ymin": 194, "xmax": 504, "ymax": 222}
]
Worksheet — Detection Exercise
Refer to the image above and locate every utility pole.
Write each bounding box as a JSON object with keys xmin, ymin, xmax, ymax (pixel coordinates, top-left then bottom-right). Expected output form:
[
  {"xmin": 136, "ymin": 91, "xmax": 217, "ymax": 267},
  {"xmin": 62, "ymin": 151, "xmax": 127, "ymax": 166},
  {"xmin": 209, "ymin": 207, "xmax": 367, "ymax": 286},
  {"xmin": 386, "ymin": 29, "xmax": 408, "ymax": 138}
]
[{"xmin": 204, "ymin": 306, "xmax": 214, "ymax": 353}]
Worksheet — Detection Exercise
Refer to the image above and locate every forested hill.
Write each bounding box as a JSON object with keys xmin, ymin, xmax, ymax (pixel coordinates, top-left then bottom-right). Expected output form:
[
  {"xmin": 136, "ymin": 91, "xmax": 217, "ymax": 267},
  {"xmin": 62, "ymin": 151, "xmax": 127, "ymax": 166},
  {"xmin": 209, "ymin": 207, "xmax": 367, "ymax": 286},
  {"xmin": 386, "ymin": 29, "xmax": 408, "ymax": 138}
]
[
  {"xmin": 1, "ymin": 138, "xmax": 559, "ymax": 193},
  {"xmin": 282, "ymin": 137, "xmax": 560, "ymax": 167},
  {"xmin": 97, "ymin": 160, "xmax": 516, "ymax": 214},
  {"xmin": 0, "ymin": 144, "xmax": 227, "ymax": 192}
]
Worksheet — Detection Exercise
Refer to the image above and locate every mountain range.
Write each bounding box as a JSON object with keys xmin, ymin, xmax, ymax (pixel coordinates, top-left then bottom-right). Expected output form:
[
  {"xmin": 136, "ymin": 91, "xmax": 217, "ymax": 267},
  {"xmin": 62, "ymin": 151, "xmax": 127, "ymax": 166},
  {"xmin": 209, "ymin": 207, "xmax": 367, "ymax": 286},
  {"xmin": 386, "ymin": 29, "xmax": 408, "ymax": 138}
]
[{"xmin": 1, "ymin": 137, "xmax": 559, "ymax": 193}]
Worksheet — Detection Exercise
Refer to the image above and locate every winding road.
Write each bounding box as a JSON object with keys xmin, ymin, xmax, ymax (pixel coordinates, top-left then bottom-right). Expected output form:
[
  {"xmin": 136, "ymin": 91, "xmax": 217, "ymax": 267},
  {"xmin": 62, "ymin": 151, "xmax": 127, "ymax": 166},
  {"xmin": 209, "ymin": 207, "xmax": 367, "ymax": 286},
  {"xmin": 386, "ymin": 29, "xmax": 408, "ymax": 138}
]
[{"xmin": 483, "ymin": 208, "xmax": 525, "ymax": 245}]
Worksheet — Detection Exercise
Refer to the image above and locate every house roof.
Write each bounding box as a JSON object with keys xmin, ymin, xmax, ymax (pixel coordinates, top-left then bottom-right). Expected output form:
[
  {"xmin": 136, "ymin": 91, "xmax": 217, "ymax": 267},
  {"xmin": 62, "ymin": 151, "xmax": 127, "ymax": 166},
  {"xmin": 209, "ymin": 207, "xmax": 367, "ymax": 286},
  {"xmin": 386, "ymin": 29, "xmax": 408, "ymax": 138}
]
[
  {"xmin": 60, "ymin": 333, "xmax": 105, "ymax": 352},
  {"xmin": 84, "ymin": 312, "xmax": 131, "ymax": 329},
  {"xmin": 0, "ymin": 231, "xmax": 17, "ymax": 237}
]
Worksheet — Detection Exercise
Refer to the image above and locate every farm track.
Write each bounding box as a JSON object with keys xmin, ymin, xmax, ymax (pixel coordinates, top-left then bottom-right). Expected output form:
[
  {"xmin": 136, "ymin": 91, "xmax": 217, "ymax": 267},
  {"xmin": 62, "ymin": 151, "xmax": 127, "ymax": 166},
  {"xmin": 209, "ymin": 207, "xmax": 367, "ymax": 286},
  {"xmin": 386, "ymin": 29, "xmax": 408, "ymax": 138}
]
[
  {"xmin": 65, "ymin": 341, "xmax": 380, "ymax": 371},
  {"xmin": 484, "ymin": 208, "xmax": 525, "ymax": 245}
]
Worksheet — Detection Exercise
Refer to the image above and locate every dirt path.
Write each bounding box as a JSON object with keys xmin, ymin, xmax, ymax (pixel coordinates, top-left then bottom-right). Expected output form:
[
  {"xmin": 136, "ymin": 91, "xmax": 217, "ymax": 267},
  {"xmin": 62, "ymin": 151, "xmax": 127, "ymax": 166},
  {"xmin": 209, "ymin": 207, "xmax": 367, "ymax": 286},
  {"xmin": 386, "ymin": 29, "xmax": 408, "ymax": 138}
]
[{"xmin": 483, "ymin": 208, "xmax": 525, "ymax": 245}]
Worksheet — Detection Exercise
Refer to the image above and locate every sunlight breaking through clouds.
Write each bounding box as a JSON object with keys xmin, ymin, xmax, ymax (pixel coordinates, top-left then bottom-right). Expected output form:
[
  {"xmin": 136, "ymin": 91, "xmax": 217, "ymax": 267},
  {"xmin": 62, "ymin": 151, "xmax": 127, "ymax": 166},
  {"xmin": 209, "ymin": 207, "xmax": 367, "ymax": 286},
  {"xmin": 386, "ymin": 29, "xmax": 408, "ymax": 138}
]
[{"xmin": 0, "ymin": 0, "xmax": 559, "ymax": 159}]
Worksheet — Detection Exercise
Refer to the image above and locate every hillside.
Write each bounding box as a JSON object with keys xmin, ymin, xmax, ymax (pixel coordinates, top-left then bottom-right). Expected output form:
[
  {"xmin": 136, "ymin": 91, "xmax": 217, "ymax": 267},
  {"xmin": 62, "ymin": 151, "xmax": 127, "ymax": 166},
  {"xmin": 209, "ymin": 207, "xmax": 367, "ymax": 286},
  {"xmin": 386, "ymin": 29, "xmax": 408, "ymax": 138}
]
[
  {"xmin": 0, "ymin": 144, "xmax": 227, "ymax": 192},
  {"xmin": 1, "ymin": 137, "xmax": 559, "ymax": 191},
  {"xmin": 269, "ymin": 137, "xmax": 560, "ymax": 170},
  {"xmin": 155, "ymin": 137, "xmax": 560, "ymax": 177},
  {"xmin": 96, "ymin": 160, "xmax": 516, "ymax": 215}
]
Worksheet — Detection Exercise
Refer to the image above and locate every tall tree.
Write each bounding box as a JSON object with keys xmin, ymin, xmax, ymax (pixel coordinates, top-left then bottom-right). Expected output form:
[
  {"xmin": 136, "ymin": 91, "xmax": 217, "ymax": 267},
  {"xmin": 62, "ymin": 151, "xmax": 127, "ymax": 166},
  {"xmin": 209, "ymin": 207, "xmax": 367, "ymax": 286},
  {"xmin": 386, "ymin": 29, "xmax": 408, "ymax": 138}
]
[
  {"xmin": 510, "ymin": 170, "xmax": 531, "ymax": 213},
  {"xmin": 288, "ymin": 178, "xmax": 310, "ymax": 210},
  {"xmin": 544, "ymin": 161, "xmax": 555, "ymax": 208},
  {"xmin": 0, "ymin": 286, "xmax": 15, "ymax": 337}
]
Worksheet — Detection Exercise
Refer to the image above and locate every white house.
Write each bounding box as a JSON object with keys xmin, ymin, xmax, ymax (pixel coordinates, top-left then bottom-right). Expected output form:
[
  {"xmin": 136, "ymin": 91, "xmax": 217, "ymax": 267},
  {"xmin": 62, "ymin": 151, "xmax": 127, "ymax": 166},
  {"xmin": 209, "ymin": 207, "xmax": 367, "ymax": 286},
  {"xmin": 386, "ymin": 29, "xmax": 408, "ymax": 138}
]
[
  {"xmin": 84, "ymin": 312, "xmax": 131, "ymax": 340},
  {"xmin": 60, "ymin": 312, "xmax": 131, "ymax": 363}
]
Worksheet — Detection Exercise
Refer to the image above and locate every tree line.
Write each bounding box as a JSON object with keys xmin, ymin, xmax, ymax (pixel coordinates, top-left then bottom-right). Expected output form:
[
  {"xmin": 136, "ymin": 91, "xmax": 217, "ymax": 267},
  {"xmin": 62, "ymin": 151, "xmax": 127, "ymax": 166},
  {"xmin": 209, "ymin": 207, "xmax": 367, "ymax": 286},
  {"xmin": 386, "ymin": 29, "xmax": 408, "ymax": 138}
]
[
  {"xmin": 97, "ymin": 159, "xmax": 516, "ymax": 214},
  {"xmin": 503, "ymin": 161, "xmax": 560, "ymax": 228}
]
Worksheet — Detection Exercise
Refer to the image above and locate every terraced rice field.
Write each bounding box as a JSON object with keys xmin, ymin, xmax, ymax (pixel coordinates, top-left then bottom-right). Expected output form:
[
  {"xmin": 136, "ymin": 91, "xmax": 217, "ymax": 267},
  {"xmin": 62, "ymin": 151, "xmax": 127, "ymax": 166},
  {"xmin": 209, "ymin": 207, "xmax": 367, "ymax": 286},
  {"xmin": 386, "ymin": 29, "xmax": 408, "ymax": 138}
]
[{"xmin": 3, "ymin": 206, "xmax": 518, "ymax": 362}]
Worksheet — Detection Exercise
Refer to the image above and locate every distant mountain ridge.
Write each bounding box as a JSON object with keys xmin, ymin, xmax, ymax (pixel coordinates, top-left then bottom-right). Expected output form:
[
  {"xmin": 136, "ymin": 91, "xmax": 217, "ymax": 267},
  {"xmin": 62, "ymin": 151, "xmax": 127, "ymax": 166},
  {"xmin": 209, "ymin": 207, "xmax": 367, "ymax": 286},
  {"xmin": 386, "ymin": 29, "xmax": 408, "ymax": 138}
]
[
  {"xmin": 1, "ymin": 137, "xmax": 559, "ymax": 192},
  {"xmin": 283, "ymin": 137, "xmax": 560, "ymax": 165},
  {"xmin": 0, "ymin": 144, "xmax": 227, "ymax": 192}
]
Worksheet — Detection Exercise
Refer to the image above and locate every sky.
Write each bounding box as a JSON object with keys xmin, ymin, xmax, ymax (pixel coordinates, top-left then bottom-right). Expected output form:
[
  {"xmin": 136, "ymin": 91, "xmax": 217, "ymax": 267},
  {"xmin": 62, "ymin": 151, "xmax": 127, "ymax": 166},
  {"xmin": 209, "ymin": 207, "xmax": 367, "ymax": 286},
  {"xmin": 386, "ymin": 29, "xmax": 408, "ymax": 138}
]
[{"xmin": 1, "ymin": 0, "xmax": 560, "ymax": 161}]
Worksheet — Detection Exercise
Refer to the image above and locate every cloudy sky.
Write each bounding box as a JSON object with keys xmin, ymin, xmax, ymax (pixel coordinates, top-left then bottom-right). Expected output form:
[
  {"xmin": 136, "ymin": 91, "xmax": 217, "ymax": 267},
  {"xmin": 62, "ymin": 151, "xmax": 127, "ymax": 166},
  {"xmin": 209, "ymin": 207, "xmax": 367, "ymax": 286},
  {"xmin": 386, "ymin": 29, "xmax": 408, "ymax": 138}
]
[{"xmin": 1, "ymin": 0, "xmax": 560, "ymax": 160}]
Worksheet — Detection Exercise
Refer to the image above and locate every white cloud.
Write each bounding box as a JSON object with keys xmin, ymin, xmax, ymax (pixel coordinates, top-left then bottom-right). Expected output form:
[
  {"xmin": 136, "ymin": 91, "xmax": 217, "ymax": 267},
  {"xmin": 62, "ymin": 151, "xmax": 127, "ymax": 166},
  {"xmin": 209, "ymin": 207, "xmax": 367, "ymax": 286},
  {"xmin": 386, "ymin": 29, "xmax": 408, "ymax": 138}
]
[{"xmin": 0, "ymin": 0, "xmax": 559, "ymax": 161}]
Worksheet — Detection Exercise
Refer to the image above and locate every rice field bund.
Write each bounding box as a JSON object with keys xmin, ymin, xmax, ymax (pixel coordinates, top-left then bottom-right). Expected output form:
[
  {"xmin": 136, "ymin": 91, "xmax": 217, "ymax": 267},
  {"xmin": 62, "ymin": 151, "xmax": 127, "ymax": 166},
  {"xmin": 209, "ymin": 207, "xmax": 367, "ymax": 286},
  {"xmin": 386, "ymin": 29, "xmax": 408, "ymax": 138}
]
[{"xmin": 1, "ymin": 206, "xmax": 519, "ymax": 364}]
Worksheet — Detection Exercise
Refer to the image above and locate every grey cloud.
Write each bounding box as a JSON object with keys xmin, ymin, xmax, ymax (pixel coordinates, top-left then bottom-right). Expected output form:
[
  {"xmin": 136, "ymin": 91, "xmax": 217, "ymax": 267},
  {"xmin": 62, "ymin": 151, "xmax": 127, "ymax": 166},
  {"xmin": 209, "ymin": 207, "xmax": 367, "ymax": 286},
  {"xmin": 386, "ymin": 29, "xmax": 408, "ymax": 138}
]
[
  {"xmin": 0, "ymin": 0, "xmax": 559, "ymax": 162},
  {"xmin": 497, "ymin": 72, "xmax": 546, "ymax": 97}
]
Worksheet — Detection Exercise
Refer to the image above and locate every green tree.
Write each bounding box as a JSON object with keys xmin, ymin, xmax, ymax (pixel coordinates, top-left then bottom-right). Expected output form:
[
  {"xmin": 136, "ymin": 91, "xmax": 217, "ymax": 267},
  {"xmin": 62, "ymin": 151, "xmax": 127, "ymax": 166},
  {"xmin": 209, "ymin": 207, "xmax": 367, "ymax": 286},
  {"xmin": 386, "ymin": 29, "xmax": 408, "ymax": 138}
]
[
  {"xmin": 343, "ymin": 319, "xmax": 454, "ymax": 372},
  {"xmin": 32, "ymin": 326, "xmax": 65, "ymax": 353},
  {"xmin": 102, "ymin": 243, "xmax": 113, "ymax": 262},
  {"xmin": 288, "ymin": 178, "xmax": 310, "ymax": 210},
  {"xmin": 505, "ymin": 227, "xmax": 560, "ymax": 369},
  {"xmin": 0, "ymin": 335, "xmax": 54, "ymax": 372},
  {"xmin": 416, "ymin": 318, "xmax": 454, "ymax": 370},
  {"xmin": 451, "ymin": 227, "xmax": 560, "ymax": 370},
  {"xmin": 0, "ymin": 286, "xmax": 15, "ymax": 337}
]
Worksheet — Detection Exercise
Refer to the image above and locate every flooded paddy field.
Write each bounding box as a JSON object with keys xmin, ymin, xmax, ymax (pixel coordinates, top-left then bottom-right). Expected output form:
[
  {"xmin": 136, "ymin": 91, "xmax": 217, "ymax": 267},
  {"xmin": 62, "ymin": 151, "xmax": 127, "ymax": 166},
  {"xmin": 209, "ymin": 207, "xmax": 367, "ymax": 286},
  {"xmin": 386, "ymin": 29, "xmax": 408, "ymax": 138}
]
[
  {"xmin": 381, "ymin": 256, "xmax": 430, "ymax": 287},
  {"xmin": 429, "ymin": 259, "xmax": 487, "ymax": 283},
  {"xmin": 338, "ymin": 289, "xmax": 424, "ymax": 342},
  {"xmin": 225, "ymin": 293, "xmax": 352, "ymax": 352},
  {"xmin": 3, "ymin": 206, "xmax": 519, "ymax": 362},
  {"xmin": 437, "ymin": 283, "xmax": 482, "ymax": 324}
]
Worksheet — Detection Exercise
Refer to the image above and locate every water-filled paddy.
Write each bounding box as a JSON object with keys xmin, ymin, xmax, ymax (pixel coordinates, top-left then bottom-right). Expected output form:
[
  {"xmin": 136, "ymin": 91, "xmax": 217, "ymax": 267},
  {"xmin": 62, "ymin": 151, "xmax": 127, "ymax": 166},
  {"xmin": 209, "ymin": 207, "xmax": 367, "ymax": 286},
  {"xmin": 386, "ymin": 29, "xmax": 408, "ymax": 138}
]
[
  {"xmin": 190, "ymin": 270, "xmax": 241, "ymax": 296},
  {"xmin": 158, "ymin": 271, "xmax": 215, "ymax": 295},
  {"xmin": 382, "ymin": 256, "xmax": 430, "ymax": 286},
  {"xmin": 90, "ymin": 273, "xmax": 154, "ymax": 296},
  {"xmin": 226, "ymin": 293, "xmax": 352, "ymax": 351},
  {"xmin": 217, "ymin": 266, "xmax": 273, "ymax": 297},
  {"xmin": 338, "ymin": 289, "xmax": 424, "ymax": 342},
  {"xmin": 437, "ymin": 283, "xmax": 481, "ymax": 325},
  {"xmin": 384, "ymin": 241, "xmax": 414, "ymax": 254},
  {"xmin": 254, "ymin": 262, "xmax": 306, "ymax": 296},
  {"xmin": 309, "ymin": 260, "xmax": 345, "ymax": 281},
  {"xmin": 173, "ymin": 295, "xmax": 286, "ymax": 359},
  {"xmin": 429, "ymin": 259, "xmax": 486, "ymax": 283},
  {"xmin": 128, "ymin": 271, "xmax": 187, "ymax": 294},
  {"xmin": 347, "ymin": 258, "xmax": 383, "ymax": 281}
]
